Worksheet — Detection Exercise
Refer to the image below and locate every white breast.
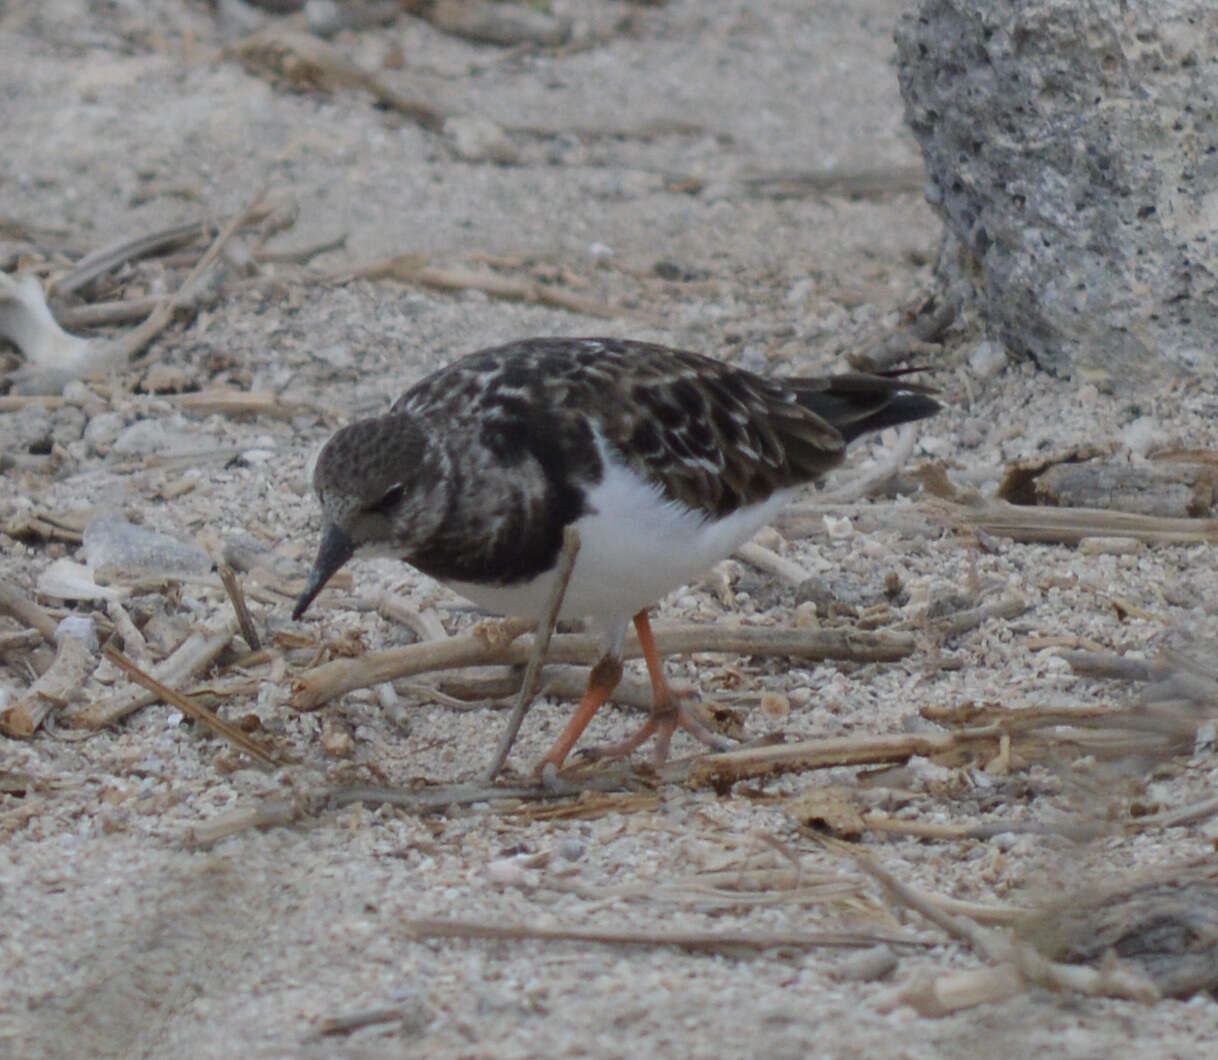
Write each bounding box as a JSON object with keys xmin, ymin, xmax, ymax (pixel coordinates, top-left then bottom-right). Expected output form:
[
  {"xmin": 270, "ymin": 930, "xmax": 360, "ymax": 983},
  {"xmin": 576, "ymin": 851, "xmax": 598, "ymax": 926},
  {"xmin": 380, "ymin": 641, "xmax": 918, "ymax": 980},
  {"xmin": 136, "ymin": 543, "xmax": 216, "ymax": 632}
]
[{"xmin": 443, "ymin": 436, "xmax": 792, "ymax": 641}]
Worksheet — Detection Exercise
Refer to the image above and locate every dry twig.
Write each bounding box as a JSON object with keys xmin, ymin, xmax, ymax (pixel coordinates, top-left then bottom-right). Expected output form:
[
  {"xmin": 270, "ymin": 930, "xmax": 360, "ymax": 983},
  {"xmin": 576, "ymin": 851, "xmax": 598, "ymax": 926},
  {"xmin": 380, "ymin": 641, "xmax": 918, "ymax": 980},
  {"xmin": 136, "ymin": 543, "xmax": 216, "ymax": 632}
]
[
  {"xmin": 681, "ymin": 727, "xmax": 1001, "ymax": 789},
  {"xmin": 187, "ymin": 775, "xmax": 636, "ymax": 847},
  {"xmin": 858, "ymin": 855, "xmax": 1160, "ymax": 1012},
  {"xmin": 484, "ymin": 527, "xmax": 580, "ymax": 780},
  {"xmin": 921, "ymin": 593, "xmax": 1029, "ymax": 639},
  {"xmin": 105, "ymin": 186, "xmax": 271, "ymax": 367},
  {"xmin": 0, "ymin": 578, "xmax": 60, "ymax": 644},
  {"xmin": 0, "ymin": 631, "xmax": 92, "ymax": 737},
  {"xmin": 402, "ymin": 916, "xmax": 927, "ymax": 954},
  {"xmin": 933, "ymin": 497, "xmax": 1218, "ymax": 546},
  {"xmin": 226, "ymin": 29, "xmax": 456, "ymax": 130},
  {"xmin": 351, "ymin": 255, "xmax": 658, "ymax": 324},
  {"xmin": 102, "ymin": 646, "xmax": 275, "ymax": 766},
  {"xmin": 735, "ymin": 540, "xmax": 811, "ymax": 586},
  {"xmin": 218, "ymin": 563, "xmax": 261, "ymax": 652},
  {"xmin": 290, "ymin": 623, "xmax": 914, "ymax": 711},
  {"xmin": 104, "ymin": 598, "xmax": 148, "ymax": 662},
  {"xmin": 76, "ymin": 615, "xmax": 239, "ymax": 728}
]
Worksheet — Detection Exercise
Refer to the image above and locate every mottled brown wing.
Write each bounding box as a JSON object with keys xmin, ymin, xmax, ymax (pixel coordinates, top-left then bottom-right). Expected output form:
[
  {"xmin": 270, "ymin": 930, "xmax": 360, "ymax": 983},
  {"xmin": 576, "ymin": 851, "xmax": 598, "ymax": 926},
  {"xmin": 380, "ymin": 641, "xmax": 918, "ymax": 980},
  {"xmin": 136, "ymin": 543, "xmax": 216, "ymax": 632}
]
[
  {"xmin": 390, "ymin": 338, "xmax": 933, "ymax": 520},
  {"xmin": 584, "ymin": 343, "xmax": 848, "ymax": 517}
]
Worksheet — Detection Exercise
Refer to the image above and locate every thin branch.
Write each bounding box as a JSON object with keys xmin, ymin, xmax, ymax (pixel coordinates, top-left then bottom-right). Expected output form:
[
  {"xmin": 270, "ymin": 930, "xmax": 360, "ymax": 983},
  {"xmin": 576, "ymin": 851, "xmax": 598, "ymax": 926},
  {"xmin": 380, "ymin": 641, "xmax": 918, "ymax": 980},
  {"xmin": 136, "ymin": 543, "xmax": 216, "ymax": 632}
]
[
  {"xmin": 921, "ymin": 594, "xmax": 1029, "ymax": 639},
  {"xmin": 290, "ymin": 622, "xmax": 915, "ymax": 711},
  {"xmin": 483, "ymin": 527, "xmax": 580, "ymax": 781},
  {"xmin": 0, "ymin": 578, "xmax": 60, "ymax": 644},
  {"xmin": 186, "ymin": 775, "xmax": 637, "ymax": 847},
  {"xmin": 218, "ymin": 563, "xmax": 261, "ymax": 652},
  {"xmin": 933, "ymin": 497, "xmax": 1218, "ymax": 546},
  {"xmin": 349, "ymin": 255, "xmax": 659, "ymax": 324},
  {"xmin": 402, "ymin": 916, "xmax": 929, "ymax": 954},
  {"xmin": 735, "ymin": 540, "xmax": 811, "ymax": 586},
  {"xmin": 0, "ymin": 632, "xmax": 92, "ymax": 736},
  {"xmin": 681, "ymin": 726, "xmax": 1002, "ymax": 789},
  {"xmin": 75, "ymin": 615, "xmax": 239, "ymax": 728},
  {"xmin": 102, "ymin": 645, "xmax": 276, "ymax": 767},
  {"xmin": 110, "ymin": 185, "xmax": 270, "ymax": 363}
]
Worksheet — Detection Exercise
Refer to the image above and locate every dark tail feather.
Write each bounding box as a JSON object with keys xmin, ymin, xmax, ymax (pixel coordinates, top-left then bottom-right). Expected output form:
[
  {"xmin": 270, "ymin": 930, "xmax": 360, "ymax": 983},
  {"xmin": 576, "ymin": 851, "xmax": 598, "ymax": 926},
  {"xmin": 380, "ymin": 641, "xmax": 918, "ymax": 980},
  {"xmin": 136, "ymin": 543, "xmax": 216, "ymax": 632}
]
[
  {"xmin": 832, "ymin": 391, "xmax": 940, "ymax": 442},
  {"xmin": 791, "ymin": 372, "xmax": 940, "ymax": 444}
]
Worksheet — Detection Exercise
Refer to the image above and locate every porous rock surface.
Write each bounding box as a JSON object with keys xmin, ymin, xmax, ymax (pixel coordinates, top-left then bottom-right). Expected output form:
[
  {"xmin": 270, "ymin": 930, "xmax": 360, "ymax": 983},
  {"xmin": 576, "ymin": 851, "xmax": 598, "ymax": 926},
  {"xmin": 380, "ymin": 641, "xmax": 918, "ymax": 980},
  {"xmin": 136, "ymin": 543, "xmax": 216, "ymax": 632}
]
[{"xmin": 896, "ymin": 0, "xmax": 1218, "ymax": 385}]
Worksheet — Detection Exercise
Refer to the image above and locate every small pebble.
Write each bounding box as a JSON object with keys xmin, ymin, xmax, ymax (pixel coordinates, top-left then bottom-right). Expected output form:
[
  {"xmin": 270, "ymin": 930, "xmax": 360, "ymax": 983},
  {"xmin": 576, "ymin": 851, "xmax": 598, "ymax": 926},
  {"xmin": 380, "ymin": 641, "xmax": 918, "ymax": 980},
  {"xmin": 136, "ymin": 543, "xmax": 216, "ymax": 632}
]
[
  {"xmin": 486, "ymin": 857, "xmax": 539, "ymax": 889},
  {"xmin": 444, "ymin": 115, "xmax": 520, "ymax": 165},
  {"xmin": 823, "ymin": 515, "xmax": 853, "ymax": 540},
  {"xmin": 558, "ymin": 838, "xmax": 585, "ymax": 861},
  {"xmin": 832, "ymin": 945, "xmax": 897, "ymax": 983},
  {"xmin": 320, "ymin": 717, "xmax": 354, "ymax": 758},
  {"xmin": 759, "ymin": 691, "xmax": 790, "ymax": 721},
  {"xmin": 966, "ymin": 339, "xmax": 1007, "ymax": 380},
  {"xmin": 794, "ymin": 601, "xmax": 819, "ymax": 629},
  {"xmin": 1120, "ymin": 415, "xmax": 1163, "ymax": 457},
  {"xmin": 55, "ymin": 614, "xmax": 98, "ymax": 652}
]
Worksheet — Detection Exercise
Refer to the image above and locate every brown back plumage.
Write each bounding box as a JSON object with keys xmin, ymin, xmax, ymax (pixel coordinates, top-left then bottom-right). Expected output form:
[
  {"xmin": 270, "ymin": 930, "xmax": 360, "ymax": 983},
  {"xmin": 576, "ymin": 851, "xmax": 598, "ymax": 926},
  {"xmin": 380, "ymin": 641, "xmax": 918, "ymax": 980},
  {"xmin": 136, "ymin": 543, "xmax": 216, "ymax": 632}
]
[{"xmin": 395, "ymin": 338, "xmax": 938, "ymax": 518}]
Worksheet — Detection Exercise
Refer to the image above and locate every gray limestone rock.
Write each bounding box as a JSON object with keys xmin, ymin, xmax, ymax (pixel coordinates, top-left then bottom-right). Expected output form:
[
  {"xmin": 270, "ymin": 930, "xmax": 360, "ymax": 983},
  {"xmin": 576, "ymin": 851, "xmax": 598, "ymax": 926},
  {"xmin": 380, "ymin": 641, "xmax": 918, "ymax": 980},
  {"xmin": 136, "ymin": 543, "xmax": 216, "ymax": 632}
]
[{"xmin": 895, "ymin": 0, "xmax": 1218, "ymax": 385}]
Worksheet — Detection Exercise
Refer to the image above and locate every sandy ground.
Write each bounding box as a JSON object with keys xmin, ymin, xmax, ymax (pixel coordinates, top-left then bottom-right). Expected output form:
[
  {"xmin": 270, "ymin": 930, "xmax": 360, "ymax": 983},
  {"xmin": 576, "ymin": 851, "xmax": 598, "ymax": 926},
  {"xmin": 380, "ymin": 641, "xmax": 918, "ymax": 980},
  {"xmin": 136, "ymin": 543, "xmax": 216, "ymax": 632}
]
[{"xmin": 3, "ymin": 1, "xmax": 1218, "ymax": 1057}]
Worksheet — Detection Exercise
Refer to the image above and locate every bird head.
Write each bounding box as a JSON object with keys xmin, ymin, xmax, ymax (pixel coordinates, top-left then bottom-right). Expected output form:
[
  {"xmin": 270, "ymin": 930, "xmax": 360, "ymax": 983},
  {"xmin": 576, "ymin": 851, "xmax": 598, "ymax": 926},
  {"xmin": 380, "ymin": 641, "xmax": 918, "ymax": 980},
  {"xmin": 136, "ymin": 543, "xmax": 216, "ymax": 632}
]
[{"xmin": 292, "ymin": 413, "xmax": 432, "ymax": 620}]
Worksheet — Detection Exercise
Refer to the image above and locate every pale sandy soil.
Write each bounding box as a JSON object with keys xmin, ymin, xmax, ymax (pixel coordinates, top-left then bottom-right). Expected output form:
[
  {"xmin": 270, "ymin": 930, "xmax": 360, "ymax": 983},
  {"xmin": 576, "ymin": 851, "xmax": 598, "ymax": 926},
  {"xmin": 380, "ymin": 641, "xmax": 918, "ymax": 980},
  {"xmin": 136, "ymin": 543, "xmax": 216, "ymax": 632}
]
[{"xmin": 3, "ymin": 2, "xmax": 1218, "ymax": 1057}]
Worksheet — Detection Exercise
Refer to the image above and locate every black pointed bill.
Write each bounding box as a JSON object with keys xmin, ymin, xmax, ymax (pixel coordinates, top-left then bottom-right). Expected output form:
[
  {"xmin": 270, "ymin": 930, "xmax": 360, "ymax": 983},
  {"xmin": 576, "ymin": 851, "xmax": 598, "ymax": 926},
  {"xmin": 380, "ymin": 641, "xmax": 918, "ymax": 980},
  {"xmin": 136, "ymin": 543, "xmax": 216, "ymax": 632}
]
[{"xmin": 292, "ymin": 523, "xmax": 356, "ymax": 620}]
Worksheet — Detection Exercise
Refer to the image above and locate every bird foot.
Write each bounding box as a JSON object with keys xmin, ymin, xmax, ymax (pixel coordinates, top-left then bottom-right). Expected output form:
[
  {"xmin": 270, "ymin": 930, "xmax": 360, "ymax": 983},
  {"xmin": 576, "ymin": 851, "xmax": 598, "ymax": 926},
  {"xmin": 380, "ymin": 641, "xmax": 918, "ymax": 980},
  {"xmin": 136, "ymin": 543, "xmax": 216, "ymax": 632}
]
[{"xmin": 578, "ymin": 699, "xmax": 732, "ymax": 767}]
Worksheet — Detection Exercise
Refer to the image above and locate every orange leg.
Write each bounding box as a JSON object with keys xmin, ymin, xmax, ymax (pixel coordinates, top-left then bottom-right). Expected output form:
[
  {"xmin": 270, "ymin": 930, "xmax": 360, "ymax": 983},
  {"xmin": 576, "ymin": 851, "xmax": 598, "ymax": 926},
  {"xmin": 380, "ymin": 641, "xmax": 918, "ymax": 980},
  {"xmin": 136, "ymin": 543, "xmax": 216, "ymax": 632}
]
[
  {"xmin": 592, "ymin": 611, "xmax": 729, "ymax": 765},
  {"xmin": 535, "ymin": 653, "xmax": 623, "ymax": 775}
]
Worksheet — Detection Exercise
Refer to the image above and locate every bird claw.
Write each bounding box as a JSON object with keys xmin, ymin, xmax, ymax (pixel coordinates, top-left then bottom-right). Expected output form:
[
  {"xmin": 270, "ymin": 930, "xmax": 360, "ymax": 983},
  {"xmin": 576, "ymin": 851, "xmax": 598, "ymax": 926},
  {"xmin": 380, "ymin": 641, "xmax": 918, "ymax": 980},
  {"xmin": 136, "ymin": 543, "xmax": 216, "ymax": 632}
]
[{"xmin": 579, "ymin": 699, "xmax": 733, "ymax": 766}]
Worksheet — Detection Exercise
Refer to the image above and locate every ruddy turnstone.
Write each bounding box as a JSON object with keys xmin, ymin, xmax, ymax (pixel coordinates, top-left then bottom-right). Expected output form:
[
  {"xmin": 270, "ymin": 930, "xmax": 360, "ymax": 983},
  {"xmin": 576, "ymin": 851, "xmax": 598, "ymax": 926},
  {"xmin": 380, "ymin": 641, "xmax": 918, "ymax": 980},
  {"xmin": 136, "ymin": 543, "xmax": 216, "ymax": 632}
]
[{"xmin": 292, "ymin": 337, "xmax": 939, "ymax": 773}]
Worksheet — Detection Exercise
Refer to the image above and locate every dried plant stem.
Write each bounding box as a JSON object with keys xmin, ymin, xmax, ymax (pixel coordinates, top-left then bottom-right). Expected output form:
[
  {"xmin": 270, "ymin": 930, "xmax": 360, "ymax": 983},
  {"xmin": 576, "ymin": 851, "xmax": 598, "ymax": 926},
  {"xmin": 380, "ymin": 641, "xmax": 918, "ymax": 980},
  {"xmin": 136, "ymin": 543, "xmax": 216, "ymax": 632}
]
[
  {"xmin": 0, "ymin": 630, "xmax": 44, "ymax": 656},
  {"xmin": 735, "ymin": 541, "xmax": 811, "ymax": 586},
  {"xmin": 938, "ymin": 498, "xmax": 1218, "ymax": 546},
  {"xmin": 170, "ymin": 388, "xmax": 335, "ymax": 420},
  {"xmin": 0, "ymin": 632, "xmax": 92, "ymax": 736},
  {"xmin": 921, "ymin": 594, "xmax": 1029, "ymax": 638},
  {"xmin": 104, "ymin": 598, "xmax": 149, "ymax": 661},
  {"xmin": 682, "ymin": 726, "xmax": 1000, "ymax": 788},
  {"xmin": 218, "ymin": 563, "xmax": 261, "ymax": 652},
  {"xmin": 112, "ymin": 185, "xmax": 269, "ymax": 363},
  {"xmin": 0, "ymin": 578, "xmax": 60, "ymax": 644},
  {"xmin": 290, "ymin": 623, "xmax": 914, "ymax": 711},
  {"xmin": 313, "ymin": 1006, "xmax": 409, "ymax": 1038},
  {"xmin": 351, "ymin": 255, "xmax": 658, "ymax": 324},
  {"xmin": 857, "ymin": 855, "xmax": 1004, "ymax": 955},
  {"xmin": 101, "ymin": 646, "xmax": 275, "ymax": 766},
  {"xmin": 1129, "ymin": 794, "xmax": 1218, "ymax": 831},
  {"xmin": 53, "ymin": 212, "xmax": 271, "ymax": 297},
  {"xmin": 483, "ymin": 527, "xmax": 580, "ymax": 781},
  {"xmin": 187, "ymin": 775, "xmax": 634, "ymax": 847},
  {"xmin": 858, "ymin": 855, "xmax": 1159, "ymax": 1011},
  {"xmin": 1060, "ymin": 650, "xmax": 1160, "ymax": 682},
  {"xmin": 402, "ymin": 916, "xmax": 927, "ymax": 954},
  {"xmin": 76, "ymin": 615, "xmax": 239, "ymax": 728}
]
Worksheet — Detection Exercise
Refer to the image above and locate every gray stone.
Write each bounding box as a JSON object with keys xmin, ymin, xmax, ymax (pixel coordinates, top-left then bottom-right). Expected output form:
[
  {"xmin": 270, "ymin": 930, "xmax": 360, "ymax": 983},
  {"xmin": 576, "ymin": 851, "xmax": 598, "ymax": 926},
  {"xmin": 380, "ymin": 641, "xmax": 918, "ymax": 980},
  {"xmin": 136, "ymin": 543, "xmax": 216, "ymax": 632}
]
[
  {"xmin": 82, "ymin": 411, "xmax": 126, "ymax": 454},
  {"xmin": 966, "ymin": 338, "xmax": 1008, "ymax": 380},
  {"xmin": 55, "ymin": 614, "xmax": 98, "ymax": 653},
  {"xmin": 50, "ymin": 405, "xmax": 86, "ymax": 445},
  {"xmin": 109, "ymin": 417, "xmax": 197, "ymax": 457},
  {"xmin": 444, "ymin": 116, "xmax": 520, "ymax": 166},
  {"xmin": 83, "ymin": 511, "xmax": 212, "ymax": 577},
  {"xmin": 2, "ymin": 404, "xmax": 52, "ymax": 452},
  {"xmin": 896, "ymin": 0, "xmax": 1218, "ymax": 385}
]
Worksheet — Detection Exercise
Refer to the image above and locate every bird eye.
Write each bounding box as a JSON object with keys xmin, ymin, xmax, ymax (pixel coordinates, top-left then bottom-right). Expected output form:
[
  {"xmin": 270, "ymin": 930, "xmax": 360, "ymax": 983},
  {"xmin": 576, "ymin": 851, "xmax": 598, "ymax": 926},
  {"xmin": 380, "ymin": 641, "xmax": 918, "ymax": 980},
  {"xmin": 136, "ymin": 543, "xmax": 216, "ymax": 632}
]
[{"xmin": 370, "ymin": 483, "xmax": 405, "ymax": 513}]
